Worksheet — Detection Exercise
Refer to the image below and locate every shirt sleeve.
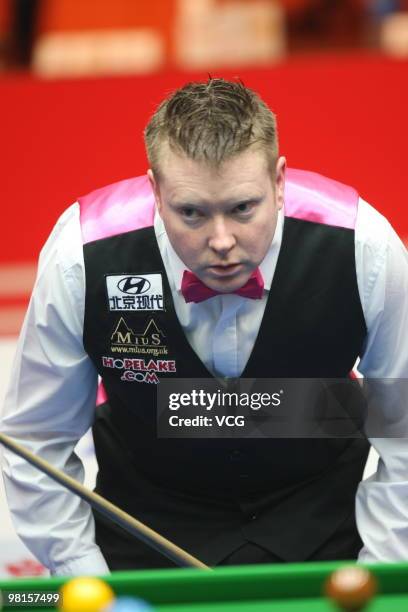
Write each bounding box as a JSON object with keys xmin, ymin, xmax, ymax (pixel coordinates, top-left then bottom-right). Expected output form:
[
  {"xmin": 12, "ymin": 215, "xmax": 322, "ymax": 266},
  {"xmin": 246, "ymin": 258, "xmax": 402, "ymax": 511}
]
[
  {"xmin": 1, "ymin": 203, "xmax": 109, "ymax": 576},
  {"xmin": 354, "ymin": 199, "xmax": 408, "ymax": 562}
]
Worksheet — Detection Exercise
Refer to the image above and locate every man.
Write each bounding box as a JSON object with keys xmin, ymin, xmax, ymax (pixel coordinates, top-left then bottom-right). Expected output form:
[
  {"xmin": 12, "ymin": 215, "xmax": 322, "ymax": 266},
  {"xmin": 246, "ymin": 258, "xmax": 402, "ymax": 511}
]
[{"xmin": 2, "ymin": 78, "xmax": 408, "ymax": 575}]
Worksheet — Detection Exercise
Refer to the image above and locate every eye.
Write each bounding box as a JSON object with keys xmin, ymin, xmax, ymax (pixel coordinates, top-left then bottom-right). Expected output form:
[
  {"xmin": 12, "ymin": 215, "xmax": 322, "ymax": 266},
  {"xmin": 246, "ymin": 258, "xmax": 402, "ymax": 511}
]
[
  {"xmin": 233, "ymin": 202, "xmax": 254, "ymax": 215},
  {"xmin": 180, "ymin": 207, "xmax": 203, "ymax": 221}
]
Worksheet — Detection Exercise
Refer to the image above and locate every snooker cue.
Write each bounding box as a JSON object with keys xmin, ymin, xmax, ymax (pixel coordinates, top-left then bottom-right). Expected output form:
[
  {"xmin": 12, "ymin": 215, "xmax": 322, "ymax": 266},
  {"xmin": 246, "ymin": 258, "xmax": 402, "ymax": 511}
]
[{"xmin": 0, "ymin": 432, "xmax": 209, "ymax": 570}]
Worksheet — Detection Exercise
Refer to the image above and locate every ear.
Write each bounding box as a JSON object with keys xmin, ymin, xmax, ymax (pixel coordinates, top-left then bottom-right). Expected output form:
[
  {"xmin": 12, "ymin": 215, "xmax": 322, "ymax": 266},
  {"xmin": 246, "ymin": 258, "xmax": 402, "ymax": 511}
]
[
  {"xmin": 147, "ymin": 169, "xmax": 162, "ymax": 216},
  {"xmin": 275, "ymin": 156, "xmax": 286, "ymax": 210}
]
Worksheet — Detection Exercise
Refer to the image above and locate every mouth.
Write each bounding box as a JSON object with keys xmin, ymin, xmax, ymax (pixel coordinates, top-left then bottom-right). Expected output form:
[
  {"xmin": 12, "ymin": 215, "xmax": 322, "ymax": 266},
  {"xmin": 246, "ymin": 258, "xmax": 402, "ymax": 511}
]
[{"xmin": 207, "ymin": 263, "xmax": 243, "ymax": 276}]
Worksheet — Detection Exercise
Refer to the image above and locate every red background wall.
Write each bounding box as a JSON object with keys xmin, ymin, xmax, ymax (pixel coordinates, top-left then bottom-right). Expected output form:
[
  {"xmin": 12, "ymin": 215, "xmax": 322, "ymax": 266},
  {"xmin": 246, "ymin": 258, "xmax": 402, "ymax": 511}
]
[{"xmin": 1, "ymin": 54, "xmax": 407, "ymax": 263}]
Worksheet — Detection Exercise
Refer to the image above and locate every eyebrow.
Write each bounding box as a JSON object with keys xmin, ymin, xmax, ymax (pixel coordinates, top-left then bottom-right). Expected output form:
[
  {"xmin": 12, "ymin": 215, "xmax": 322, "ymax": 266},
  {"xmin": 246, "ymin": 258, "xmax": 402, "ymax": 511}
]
[
  {"xmin": 170, "ymin": 197, "xmax": 263, "ymax": 209},
  {"xmin": 230, "ymin": 197, "xmax": 263, "ymax": 206}
]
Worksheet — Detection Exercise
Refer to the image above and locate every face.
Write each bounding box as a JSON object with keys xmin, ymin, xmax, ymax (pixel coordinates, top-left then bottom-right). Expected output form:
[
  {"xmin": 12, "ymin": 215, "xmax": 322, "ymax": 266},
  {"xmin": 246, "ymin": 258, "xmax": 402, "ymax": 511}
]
[{"xmin": 148, "ymin": 145, "xmax": 286, "ymax": 293}]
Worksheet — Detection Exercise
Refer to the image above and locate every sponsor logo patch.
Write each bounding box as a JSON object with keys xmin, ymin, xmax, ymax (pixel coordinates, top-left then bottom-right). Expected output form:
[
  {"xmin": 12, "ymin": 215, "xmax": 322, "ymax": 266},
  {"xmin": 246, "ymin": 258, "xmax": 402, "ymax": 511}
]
[
  {"xmin": 106, "ymin": 274, "xmax": 164, "ymax": 311},
  {"xmin": 102, "ymin": 356, "xmax": 177, "ymax": 384},
  {"xmin": 110, "ymin": 317, "xmax": 168, "ymax": 356}
]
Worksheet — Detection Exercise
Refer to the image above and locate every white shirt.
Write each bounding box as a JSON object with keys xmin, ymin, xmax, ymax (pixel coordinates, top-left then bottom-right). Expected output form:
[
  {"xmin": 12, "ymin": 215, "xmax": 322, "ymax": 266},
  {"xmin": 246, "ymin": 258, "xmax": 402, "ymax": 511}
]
[{"xmin": 1, "ymin": 198, "xmax": 407, "ymax": 575}]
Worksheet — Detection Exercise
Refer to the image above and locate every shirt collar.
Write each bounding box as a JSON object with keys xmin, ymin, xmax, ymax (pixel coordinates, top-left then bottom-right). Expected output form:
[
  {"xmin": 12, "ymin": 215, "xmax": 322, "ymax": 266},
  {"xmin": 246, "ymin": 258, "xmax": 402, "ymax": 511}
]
[{"xmin": 154, "ymin": 207, "xmax": 284, "ymax": 293}]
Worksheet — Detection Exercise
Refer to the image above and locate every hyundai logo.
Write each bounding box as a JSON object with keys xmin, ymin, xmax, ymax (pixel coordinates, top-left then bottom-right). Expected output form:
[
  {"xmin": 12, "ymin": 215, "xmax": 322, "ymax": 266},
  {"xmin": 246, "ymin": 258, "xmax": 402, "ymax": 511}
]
[{"xmin": 117, "ymin": 277, "xmax": 151, "ymax": 295}]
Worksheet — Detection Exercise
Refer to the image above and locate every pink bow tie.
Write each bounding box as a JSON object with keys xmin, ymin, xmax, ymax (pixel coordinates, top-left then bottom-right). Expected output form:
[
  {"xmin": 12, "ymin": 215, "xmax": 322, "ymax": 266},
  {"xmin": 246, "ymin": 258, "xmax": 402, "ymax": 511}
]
[{"xmin": 181, "ymin": 268, "xmax": 264, "ymax": 303}]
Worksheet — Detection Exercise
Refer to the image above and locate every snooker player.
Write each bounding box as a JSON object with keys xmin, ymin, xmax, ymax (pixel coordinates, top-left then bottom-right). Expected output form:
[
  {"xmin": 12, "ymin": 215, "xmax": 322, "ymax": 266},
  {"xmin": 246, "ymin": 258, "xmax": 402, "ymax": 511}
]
[{"xmin": 1, "ymin": 78, "xmax": 408, "ymax": 575}]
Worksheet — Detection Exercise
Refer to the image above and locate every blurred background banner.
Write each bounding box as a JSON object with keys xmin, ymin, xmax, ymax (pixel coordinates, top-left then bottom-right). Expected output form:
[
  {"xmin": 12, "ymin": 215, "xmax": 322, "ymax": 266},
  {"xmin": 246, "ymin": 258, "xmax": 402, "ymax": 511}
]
[
  {"xmin": 2, "ymin": 0, "xmax": 408, "ymax": 74},
  {"xmin": 0, "ymin": 0, "xmax": 407, "ymax": 576}
]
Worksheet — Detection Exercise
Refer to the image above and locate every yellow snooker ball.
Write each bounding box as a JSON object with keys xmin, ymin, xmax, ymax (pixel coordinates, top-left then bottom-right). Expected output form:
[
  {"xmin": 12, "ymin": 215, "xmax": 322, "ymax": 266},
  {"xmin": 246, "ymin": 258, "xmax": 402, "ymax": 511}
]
[{"xmin": 59, "ymin": 576, "xmax": 115, "ymax": 612}]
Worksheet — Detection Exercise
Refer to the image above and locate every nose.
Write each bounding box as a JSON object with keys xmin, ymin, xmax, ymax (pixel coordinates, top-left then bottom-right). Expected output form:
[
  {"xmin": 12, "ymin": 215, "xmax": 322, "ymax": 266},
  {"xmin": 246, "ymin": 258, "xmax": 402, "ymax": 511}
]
[{"xmin": 208, "ymin": 217, "xmax": 236, "ymax": 256}]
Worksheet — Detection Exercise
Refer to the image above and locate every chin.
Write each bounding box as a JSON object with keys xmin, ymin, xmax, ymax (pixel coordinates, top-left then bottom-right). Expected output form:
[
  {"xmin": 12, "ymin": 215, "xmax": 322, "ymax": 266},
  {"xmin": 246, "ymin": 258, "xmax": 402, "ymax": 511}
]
[{"xmin": 206, "ymin": 275, "xmax": 249, "ymax": 292}]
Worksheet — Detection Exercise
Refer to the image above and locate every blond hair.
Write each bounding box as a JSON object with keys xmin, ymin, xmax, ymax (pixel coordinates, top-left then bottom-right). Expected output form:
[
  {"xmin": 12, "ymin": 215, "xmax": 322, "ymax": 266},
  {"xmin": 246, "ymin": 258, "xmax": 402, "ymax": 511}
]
[{"xmin": 144, "ymin": 78, "xmax": 278, "ymax": 176}]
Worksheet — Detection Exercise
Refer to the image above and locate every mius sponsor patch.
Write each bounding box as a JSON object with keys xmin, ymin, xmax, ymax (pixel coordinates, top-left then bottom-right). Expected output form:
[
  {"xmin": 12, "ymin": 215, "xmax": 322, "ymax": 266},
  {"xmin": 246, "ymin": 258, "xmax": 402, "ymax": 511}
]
[{"xmin": 110, "ymin": 317, "xmax": 168, "ymax": 356}]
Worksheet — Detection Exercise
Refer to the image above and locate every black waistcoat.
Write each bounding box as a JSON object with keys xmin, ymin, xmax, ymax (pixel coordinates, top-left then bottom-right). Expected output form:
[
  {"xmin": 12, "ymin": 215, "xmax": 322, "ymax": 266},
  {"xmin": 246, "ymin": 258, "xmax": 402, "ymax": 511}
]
[{"xmin": 82, "ymin": 202, "xmax": 369, "ymax": 565}]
